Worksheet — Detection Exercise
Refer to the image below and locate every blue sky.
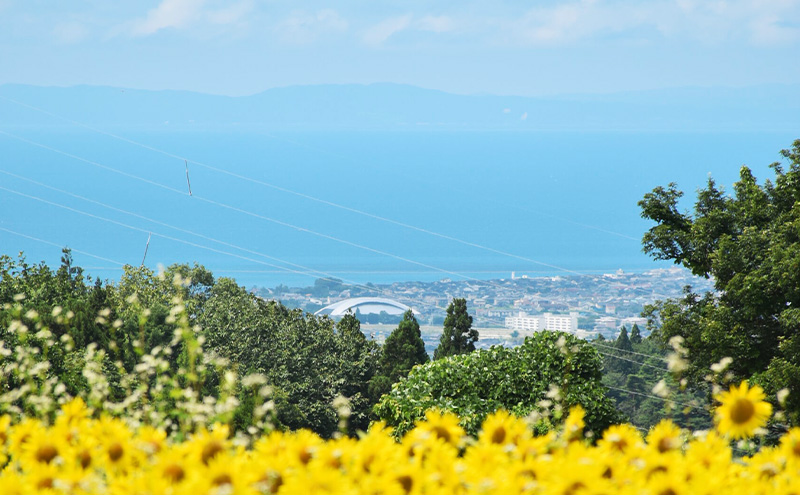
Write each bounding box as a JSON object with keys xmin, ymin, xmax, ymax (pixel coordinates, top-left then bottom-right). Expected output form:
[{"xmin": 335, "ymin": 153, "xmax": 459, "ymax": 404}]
[{"xmin": 1, "ymin": 0, "xmax": 799, "ymax": 96}]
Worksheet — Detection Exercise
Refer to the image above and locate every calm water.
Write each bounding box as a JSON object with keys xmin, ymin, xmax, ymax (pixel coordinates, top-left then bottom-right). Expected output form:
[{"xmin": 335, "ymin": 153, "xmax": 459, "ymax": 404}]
[{"xmin": 0, "ymin": 130, "xmax": 795, "ymax": 287}]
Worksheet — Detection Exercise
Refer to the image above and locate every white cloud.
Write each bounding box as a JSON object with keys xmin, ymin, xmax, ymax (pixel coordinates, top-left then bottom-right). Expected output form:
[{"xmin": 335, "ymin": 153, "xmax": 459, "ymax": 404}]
[
  {"xmin": 502, "ymin": 0, "xmax": 800, "ymax": 46},
  {"xmin": 53, "ymin": 21, "xmax": 89, "ymax": 44},
  {"xmin": 417, "ymin": 15, "xmax": 455, "ymax": 33},
  {"xmin": 277, "ymin": 9, "xmax": 348, "ymax": 44},
  {"xmin": 363, "ymin": 15, "xmax": 413, "ymax": 45},
  {"xmin": 749, "ymin": 14, "xmax": 800, "ymax": 45},
  {"xmin": 207, "ymin": 1, "xmax": 253, "ymax": 26},
  {"xmin": 132, "ymin": 0, "xmax": 205, "ymax": 36}
]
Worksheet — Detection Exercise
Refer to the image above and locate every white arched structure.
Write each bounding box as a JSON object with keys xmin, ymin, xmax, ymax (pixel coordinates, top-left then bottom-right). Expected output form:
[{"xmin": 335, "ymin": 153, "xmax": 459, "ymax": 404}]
[{"xmin": 315, "ymin": 297, "xmax": 419, "ymax": 318}]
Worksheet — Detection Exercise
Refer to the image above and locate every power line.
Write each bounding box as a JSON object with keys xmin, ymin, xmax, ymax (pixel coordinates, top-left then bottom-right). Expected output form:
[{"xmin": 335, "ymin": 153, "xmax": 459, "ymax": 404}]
[
  {"xmin": 594, "ymin": 348, "xmax": 670, "ymax": 372},
  {"xmin": 604, "ymin": 385, "xmax": 701, "ymax": 411},
  {"xmin": 0, "ymin": 97, "xmax": 647, "ymax": 280},
  {"xmin": 0, "ymin": 185, "xmax": 376, "ymax": 286},
  {"xmin": 0, "ymin": 169, "xmax": 380, "ymax": 293},
  {"xmin": 0, "ymin": 97, "xmax": 682, "ymax": 311},
  {"xmin": 0, "ymin": 130, "xmax": 186, "ymax": 196},
  {"xmin": 0, "ymin": 226, "xmax": 125, "ymax": 266},
  {"xmin": 0, "ymin": 130, "xmax": 518, "ymax": 292},
  {"xmin": 592, "ymin": 341, "xmax": 669, "ymax": 362},
  {"xmin": 0, "ymin": 180, "xmax": 483, "ymax": 319}
]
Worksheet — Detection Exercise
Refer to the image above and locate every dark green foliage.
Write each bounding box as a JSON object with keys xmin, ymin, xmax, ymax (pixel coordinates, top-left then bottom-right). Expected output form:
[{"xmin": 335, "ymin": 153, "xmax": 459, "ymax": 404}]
[
  {"xmin": 334, "ymin": 313, "xmax": 380, "ymax": 434},
  {"xmin": 198, "ymin": 279, "xmax": 380, "ymax": 438},
  {"xmin": 630, "ymin": 324, "xmax": 642, "ymax": 345},
  {"xmin": 433, "ymin": 298, "xmax": 478, "ymax": 360},
  {"xmin": 0, "ymin": 253, "xmax": 381, "ymax": 438},
  {"xmin": 370, "ymin": 310, "xmax": 429, "ymax": 400},
  {"xmin": 638, "ymin": 139, "xmax": 800, "ymax": 422},
  {"xmin": 595, "ymin": 334, "xmax": 712, "ymax": 432},
  {"xmin": 374, "ymin": 331, "xmax": 621, "ymax": 438},
  {"xmin": 610, "ymin": 326, "xmax": 633, "ymax": 373}
]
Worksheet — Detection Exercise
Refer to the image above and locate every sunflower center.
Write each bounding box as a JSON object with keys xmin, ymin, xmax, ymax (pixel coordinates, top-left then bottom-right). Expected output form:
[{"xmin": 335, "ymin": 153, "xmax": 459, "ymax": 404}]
[
  {"xmin": 37, "ymin": 477, "xmax": 54, "ymax": 490},
  {"xmin": 397, "ymin": 475, "xmax": 413, "ymax": 494},
  {"xmin": 163, "ymin": 464, "xmax": 185, "ymax": 483},
  {"xmin": 202, "ymin": 440, "xmax": 224, "ymax": 465},
  {"xmin": 78, "ymin": 450, "xmax": 92, "ymax": 469},
  {"xmin": 431, "ymin": 425, "xmax": 452, "ymax": 443},
  {"xmin": 35, "ymin": 444, "xmax": 59, "ymax": 464},
  {"xmin": 298, "ymin": 447, "xmax": 313, "ymax": 465},
  {"xmin": 260, "ymin": 472, "xmax": 283, "ymax": 494},
  {"xmin": 212, "ymin": 473, "xmax": 233, "ymax": 486},
  {"xmin": 564, "ymin": 481, "xmax": 586, "ymax": 495},
  {"xmin": 657, "ymin": 437, "xmax": 676, "ymax": 453},
  {"xmin": 730, "ymin": 398, "xmax": 756, "ymax": 424},
  {"xmin": 108, "ymin": 443, "xmax": 124, "ymax": 462},
  {"xmin": 491, "ymin": 426, "xmax": 507, "ymax": 445}
]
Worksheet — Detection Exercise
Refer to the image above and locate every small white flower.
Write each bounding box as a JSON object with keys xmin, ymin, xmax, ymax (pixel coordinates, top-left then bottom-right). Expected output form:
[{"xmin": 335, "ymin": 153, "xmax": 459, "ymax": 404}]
[{"xmin": 778, "ymin": 388, "xmax": 790, "ymax": 406}]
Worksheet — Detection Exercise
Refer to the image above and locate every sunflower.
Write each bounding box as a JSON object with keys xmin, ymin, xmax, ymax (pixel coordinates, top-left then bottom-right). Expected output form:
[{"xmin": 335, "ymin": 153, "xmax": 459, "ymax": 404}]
[
  {"xmin": 646, "ymin": 420, "xmax": 683, "ymax": 454},
  {"xmin": 714, "ymin": 381, "xmax": 773, "ymax": 439},
  {"xmin": 779, "ymin": 427, "xmax": 800, "ymax": 466},
  {"xmin": 411, "ymin": 410, "xmax": 465, "ymax": 448},
  {"xmin": 597, "ymin": 424, "xmax": 644, "ymax": 457},
  {"xmin": 55, "ymin": 398, "xmax": 91, "ymax": 428},
  {"xmin": 562, "ymin": 405, "xmax": 586, "ymax": 443},
  {"xmin": 477, "ymin": 410, "xmax": 530, "ymax": 448}
]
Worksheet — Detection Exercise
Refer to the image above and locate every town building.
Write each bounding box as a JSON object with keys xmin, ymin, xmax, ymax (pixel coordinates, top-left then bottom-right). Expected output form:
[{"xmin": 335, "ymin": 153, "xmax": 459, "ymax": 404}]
[{"xmin": 505, "ymin": 311, "xmax": 579, "ymax": 333}]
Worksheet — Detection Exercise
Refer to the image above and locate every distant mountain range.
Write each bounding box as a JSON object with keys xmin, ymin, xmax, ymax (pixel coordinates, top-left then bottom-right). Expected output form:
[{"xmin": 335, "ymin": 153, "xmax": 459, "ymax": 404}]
[{"xmin": 1, "ymin": 83, "xmax": 798, "ymax": 131}]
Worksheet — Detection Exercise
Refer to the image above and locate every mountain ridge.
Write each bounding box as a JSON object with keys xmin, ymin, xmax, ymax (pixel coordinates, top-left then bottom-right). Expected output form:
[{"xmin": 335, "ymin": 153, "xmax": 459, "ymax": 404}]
[{"xmin": 1, "ymin": 82, "xmax": 797, "ymax": 131}]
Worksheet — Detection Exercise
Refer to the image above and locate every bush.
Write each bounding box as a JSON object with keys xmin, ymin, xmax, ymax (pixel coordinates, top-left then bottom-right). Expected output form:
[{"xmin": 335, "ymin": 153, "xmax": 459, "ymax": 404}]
[{"xmin": 374, "ymin": 331, "xmax": 620, "ymax": 438}]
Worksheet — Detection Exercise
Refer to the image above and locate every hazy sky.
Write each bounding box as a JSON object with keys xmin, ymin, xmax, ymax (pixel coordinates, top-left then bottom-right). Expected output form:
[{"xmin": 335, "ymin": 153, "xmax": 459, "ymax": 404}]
[{"xmin": 1, "ymin": 0, "xmax": 799, "ymax": 96}]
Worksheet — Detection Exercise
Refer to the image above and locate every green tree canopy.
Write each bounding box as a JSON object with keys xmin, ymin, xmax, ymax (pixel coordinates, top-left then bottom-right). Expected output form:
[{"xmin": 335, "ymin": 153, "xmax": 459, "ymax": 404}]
[
  {"xmin": 370, "ymin": 310, "xmax": 428, "ymax": 400},
  {"xmin": 374, "ymin": 331, "xmax": 620, "ymax": 438},
  {"xmin": 630, "ymin": 324, "xmax": 643, "ymax": 345},
  {"xmin": 198, "ymin": 279, "xmax": 380, "ymax": 437},
  {"xmin": 433, "ymin": 298, "xmax": 478, "ymax": 360},
  {"xmin": 639, "ymin": 139, "xmax": 800, "ymax": 422}
]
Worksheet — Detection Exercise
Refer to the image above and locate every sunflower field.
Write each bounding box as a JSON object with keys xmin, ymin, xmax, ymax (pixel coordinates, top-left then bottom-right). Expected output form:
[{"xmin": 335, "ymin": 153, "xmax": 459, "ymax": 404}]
[
  {"xmin": 1, "ymin": 378, "xmax": 800, "ymax": 494},
  {"xmin": 3, "ymin": 263, "xmax": 800, "ymax": 494}
]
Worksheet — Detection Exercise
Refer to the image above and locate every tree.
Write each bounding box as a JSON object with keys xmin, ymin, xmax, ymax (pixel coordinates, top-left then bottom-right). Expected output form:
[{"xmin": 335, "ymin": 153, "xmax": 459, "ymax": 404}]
[
  {"xmin": 433, "ymin": 298, "xmax": 478, "ymax": 360},
  {"xmin": 374, "ymin": 331, "xmax": 620, "ymax": 438},
  {"xmin": 630, "ymin": 324, "xmax": 642, "ymax": 345},
  {"xmin": 334, "ymin": 313, "xmax": 379, "ymax": 434},
  {"xmin": 370, "ymin": 310, "xmax": 428, "ymax": 400},
  {"xmin": 199, "ymin": 279, "xmax": 381, "ymax": 437},
  {"xmin": 639, "ymin": 140, "xmax": 800, "ymax": 422},
  {"xmin": 610, "ymin": 326, "xmax": 634, "ymax": 373}
]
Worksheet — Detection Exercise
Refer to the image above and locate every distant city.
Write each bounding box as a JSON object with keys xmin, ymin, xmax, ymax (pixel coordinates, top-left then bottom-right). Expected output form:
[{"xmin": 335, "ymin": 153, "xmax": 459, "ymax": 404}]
[{"xmin": 252, "ymin": 267, "xmax": 715, "ymax": 350}]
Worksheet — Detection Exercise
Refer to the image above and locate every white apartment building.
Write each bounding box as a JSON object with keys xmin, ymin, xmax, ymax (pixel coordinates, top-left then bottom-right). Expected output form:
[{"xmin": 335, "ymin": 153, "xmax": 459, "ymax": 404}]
[{"xmin": 505, "ymin": 312, "xmax": 579, "ymax": 333}]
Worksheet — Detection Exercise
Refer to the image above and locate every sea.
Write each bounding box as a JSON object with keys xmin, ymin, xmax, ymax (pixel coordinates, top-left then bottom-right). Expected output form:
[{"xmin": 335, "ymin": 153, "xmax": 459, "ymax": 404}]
[{"xmin": 0, "ymin": 130, "xmax": 795, "ymax": 288}]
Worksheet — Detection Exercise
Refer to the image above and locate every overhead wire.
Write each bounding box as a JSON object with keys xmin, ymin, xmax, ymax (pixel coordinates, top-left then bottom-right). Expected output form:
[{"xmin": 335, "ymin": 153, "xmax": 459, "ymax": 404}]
[
  {"xmin": 0, "ymin": 96, "xmax": 651, "ymax": 282},
  {"xmin": 594, "ymin": 348, "xmax": 670, "ymax": 372},
  {"xmin": 0, "ymin": 134, "xmax": 619, "ymax": 331},
  {"xmin": 591, "ymin": 341, "xmax": 670, "ymax": 362},
  {"xmin": 0, "ymin": 95, "xmax": 683, "ymax": 323},
  {"xmin": 0, "ymin": 169, "xmax": 380, "ymax": 291},
  {"xmin": 0, "ymin": 176, "xmax": 492, "ymax": 320},
  {"xmin": 0, "ymin": 126, "xmax": 680, "ymax": 324},
  {"xmin": 0, "ymin": 226, "xmax": 126, "ymax": 266},
  {"xmin": 0, "ymin": 130, "xmax": 524, "ymax": 292},
  {"xmin": 0, "ymin": 185, "xmax": 378, "ymax": 285},
  {"xmin": 604, "ymin": 385, "xmax": 701, "ymax": 411}
]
